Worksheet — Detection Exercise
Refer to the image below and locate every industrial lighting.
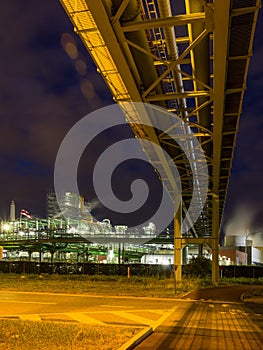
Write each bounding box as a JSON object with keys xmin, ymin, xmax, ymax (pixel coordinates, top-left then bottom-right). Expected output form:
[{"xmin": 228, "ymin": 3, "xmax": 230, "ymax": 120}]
[{"xmin": 2, "ymin": 223, "xmax": 10, "ymax": 232}]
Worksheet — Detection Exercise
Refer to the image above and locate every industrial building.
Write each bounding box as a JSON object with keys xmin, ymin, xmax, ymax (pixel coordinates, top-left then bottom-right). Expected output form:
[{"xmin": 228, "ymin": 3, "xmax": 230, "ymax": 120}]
[
  {"xmin": 0, "ymin": 196, "xmax": 158, "ymax": 264},
  {"xmin": 0, "ymin": 197, "xmax": 262, "ymax": 267},
  {"xmin": 222, "ymin": 235, "xmax": 263, "ymax": 266}
]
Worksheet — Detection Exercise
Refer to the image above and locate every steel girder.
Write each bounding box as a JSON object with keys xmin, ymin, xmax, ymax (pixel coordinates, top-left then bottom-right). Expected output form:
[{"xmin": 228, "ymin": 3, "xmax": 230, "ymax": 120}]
[{"xmin": 59, "ymin": 0, "xmax": 261, "ymax": 245}]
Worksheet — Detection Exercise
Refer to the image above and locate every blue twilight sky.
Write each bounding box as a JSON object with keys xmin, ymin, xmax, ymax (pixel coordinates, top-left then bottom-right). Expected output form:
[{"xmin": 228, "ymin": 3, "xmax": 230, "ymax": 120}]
[{"xmin": 0, "ymin": 1, "xmax": 263, "ymax": 235}]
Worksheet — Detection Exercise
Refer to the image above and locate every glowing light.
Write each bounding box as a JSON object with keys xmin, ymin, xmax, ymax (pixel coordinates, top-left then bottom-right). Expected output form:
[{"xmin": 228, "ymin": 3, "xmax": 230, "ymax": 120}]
[
  {"xmin": 3, "ymin": 223, "xmax": 10, "ymax": 231},
  {"xmin": 67, "ymin": 227, "xmax": 77, "ymax": 234}
]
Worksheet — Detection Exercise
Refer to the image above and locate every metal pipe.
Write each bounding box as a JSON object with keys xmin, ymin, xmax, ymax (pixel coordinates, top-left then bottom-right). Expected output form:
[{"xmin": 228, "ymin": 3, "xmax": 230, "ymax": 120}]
[
  {"xmin": 158, "ymin": 0, "xmax": 209, "ymax": 237},
  {"xmin": 185, "ymin": 0, "xmax": 211, "ymax": 146},
  {"xmin": 158, "ymin": 0, "xmax": 188, "ymax": 119},
  {"xmin": 109, "ymin": 0, "xmax": 165, "ymax": 99},
  {"xmin": 111, "ymin": 0, "xmax": 141, "ymax": 22}
]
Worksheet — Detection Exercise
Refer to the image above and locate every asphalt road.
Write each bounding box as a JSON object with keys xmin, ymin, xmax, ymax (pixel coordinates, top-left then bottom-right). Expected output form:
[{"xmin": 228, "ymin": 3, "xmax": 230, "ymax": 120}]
[
  {"xmin": 0, "ymin": 291, "xmax": 177, "ymax": 327},
  {"xmin": 182, "ymin": 285, "xmax": 263, "ymax": 302}
]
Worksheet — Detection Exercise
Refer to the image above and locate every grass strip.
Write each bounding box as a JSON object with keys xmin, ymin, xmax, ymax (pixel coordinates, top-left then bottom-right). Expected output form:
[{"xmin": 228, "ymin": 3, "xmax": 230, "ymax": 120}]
[
  {"xmin": 0, "ymin": 319, "xmax": 141, "ymax": 350},
  {"xmin": 0, "ymin": 274, "xmax": 262, "ymax": 298},
  {"xmin": 0, "ymin": 274, "xmax": 211, "ymax": 297}
]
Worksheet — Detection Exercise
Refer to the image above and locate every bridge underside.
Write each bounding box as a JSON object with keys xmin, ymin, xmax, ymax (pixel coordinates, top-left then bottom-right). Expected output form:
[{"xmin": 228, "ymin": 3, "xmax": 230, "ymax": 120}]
[{"xmin": 59, "ymin": 0, "xmax": 260, "ymax": 281}]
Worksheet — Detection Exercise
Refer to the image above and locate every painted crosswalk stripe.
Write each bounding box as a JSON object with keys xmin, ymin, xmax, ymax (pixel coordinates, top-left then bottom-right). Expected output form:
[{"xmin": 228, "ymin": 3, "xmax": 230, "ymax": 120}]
[
  {"xmin": 65, "ymin": 312, "xmax": 105, "ymax": 325},
  {"xmin": 111, "ymin": 311, "xmax": 157, "ymax": 327},
  {"xmin": 19, "ymin": 314, "xmax": 42, "ymax": 321}
]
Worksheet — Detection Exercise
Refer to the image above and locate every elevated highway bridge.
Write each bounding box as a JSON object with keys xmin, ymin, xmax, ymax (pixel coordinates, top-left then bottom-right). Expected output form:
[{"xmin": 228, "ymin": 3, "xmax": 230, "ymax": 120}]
[{"xmin": 57, "ymin": 0, "xmax": 260, "ymax": 282}]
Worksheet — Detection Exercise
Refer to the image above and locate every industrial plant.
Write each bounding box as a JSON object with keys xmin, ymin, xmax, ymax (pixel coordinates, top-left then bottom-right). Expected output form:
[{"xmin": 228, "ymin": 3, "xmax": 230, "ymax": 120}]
[{"xmin": 0, "ymin": 194, "xmax": 262, "ymax": 269}]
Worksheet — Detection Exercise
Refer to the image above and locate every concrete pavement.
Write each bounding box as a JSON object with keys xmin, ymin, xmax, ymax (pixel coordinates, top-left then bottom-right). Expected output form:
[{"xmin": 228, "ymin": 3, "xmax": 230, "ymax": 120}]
[
  {"xmin": 133, "ymin": 299, "xmax": 263, "ymax": 349},
  {"xmin": 132, "ymin": 286, "xmax": 263, "ymax": 350}
]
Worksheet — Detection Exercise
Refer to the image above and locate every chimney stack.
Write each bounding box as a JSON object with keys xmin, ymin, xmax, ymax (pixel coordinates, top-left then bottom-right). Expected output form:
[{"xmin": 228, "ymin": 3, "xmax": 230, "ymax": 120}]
[{"xmin": 10, "ymin": 200, "xmax": 15, "ymax": 221}]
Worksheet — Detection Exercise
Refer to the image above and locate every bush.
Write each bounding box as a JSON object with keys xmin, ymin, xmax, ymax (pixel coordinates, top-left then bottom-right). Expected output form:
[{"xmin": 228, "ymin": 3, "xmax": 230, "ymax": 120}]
[{"xmin": 184, "ymin": 256, "xmax": 212, "ymax": 277}]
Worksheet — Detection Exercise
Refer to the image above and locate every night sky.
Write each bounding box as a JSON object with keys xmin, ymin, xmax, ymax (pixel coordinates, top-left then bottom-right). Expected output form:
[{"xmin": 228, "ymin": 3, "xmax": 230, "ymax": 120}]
[{"xmin": 1, "ymin": 1, "xmax": 263, "ymax": 236}]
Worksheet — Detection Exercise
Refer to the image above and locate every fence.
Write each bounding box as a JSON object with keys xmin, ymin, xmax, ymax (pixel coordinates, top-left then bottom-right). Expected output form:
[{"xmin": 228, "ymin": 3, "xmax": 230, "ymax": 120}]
[
  {"xmin": 0, "ymin": 261, "xmax": 172, "ymax": 277},
  {"xmin": 0, "ymin": 261, "xmax": 263, "ymax": 278}
]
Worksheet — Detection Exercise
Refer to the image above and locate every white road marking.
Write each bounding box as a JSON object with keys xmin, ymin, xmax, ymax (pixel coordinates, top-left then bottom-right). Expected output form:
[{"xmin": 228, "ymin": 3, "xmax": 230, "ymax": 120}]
[
  {"xmin": 19, "ymin": 314, "xmax": 42, "ymax": 321},
  {"xmin": 111, "ymin": 311, "xmax": 157, "ymax": 327},
  {"xmin": 65, "ymin": 312, "xmax": 105, "ymax": 325},
  {"xmin": 0, "ymin": 300, "xmax": 55, "ymax": 304},
  {"xmin": 100, "ymin": 305, "xmax": 133, "ymax": 308}
]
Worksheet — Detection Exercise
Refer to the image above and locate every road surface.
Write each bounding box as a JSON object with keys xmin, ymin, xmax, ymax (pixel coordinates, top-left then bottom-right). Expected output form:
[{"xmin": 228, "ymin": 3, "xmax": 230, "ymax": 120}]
[{"xmin": 0, "ymin": 291, "xmax": 177, "ymax": 327}]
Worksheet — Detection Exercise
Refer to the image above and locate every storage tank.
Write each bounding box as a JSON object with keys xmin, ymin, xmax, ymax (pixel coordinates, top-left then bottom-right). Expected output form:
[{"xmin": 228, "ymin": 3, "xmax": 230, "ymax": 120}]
[
  {"xmin": 224, "ymin": 235, "xmax": 246, "ymax": 247},
  {"xmin": 249, "ymin": 232, "xmax": 263, "ymax": 247}
]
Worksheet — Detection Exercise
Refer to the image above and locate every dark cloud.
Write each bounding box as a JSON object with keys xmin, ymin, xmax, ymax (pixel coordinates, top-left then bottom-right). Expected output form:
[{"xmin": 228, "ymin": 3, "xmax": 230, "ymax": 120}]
[{"xmin": 0, "ymin": 1, "xmax": 112, "ymax": 217}]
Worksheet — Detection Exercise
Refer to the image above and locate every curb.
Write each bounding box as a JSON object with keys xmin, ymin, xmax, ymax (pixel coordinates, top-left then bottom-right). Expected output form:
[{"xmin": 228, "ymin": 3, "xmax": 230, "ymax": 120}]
[
  {"xmin": 176, "ymin": 291, "xmax": 195, "ymax": 299},
  {"xmin": 240, "ymin": 293, "xmax": 246, "ymax": 301},
  {"xmin": 117, "ymin": 326, "xmax": 153, "ymax": 350},
  {"xmin": 117, "ymin": 305, "xmax": 178, "ymax": 350},
  {"xmin": 241, "ymin": 292, "xmax": 263, "ymax": 303}
]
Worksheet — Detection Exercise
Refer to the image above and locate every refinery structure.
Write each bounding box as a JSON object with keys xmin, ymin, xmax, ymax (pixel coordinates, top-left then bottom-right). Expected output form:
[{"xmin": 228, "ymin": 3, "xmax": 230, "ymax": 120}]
[
  {"xmin": 0, "ymin": 195, "xmax": 263, "ymax": 267},
  {"xmin": 0, "ymin": 195, "xmax": 162, "ymax": 264}
]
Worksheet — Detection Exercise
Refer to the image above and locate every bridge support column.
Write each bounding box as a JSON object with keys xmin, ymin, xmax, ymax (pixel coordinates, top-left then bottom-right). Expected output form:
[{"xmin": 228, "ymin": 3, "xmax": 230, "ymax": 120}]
[
  {"xmin": 174, "ymin": 201, "xmax": 182, "ymax": 289},
  {"xmin": 212, "ymin": 193, "xmax": 220, "ymax": 283}
]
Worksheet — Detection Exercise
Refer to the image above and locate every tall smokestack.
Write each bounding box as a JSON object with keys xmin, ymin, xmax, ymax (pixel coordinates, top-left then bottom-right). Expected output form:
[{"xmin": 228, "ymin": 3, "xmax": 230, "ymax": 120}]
[{"xmin": 10, "ymin": 200, "xmax": 15, "ymax": 221}]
